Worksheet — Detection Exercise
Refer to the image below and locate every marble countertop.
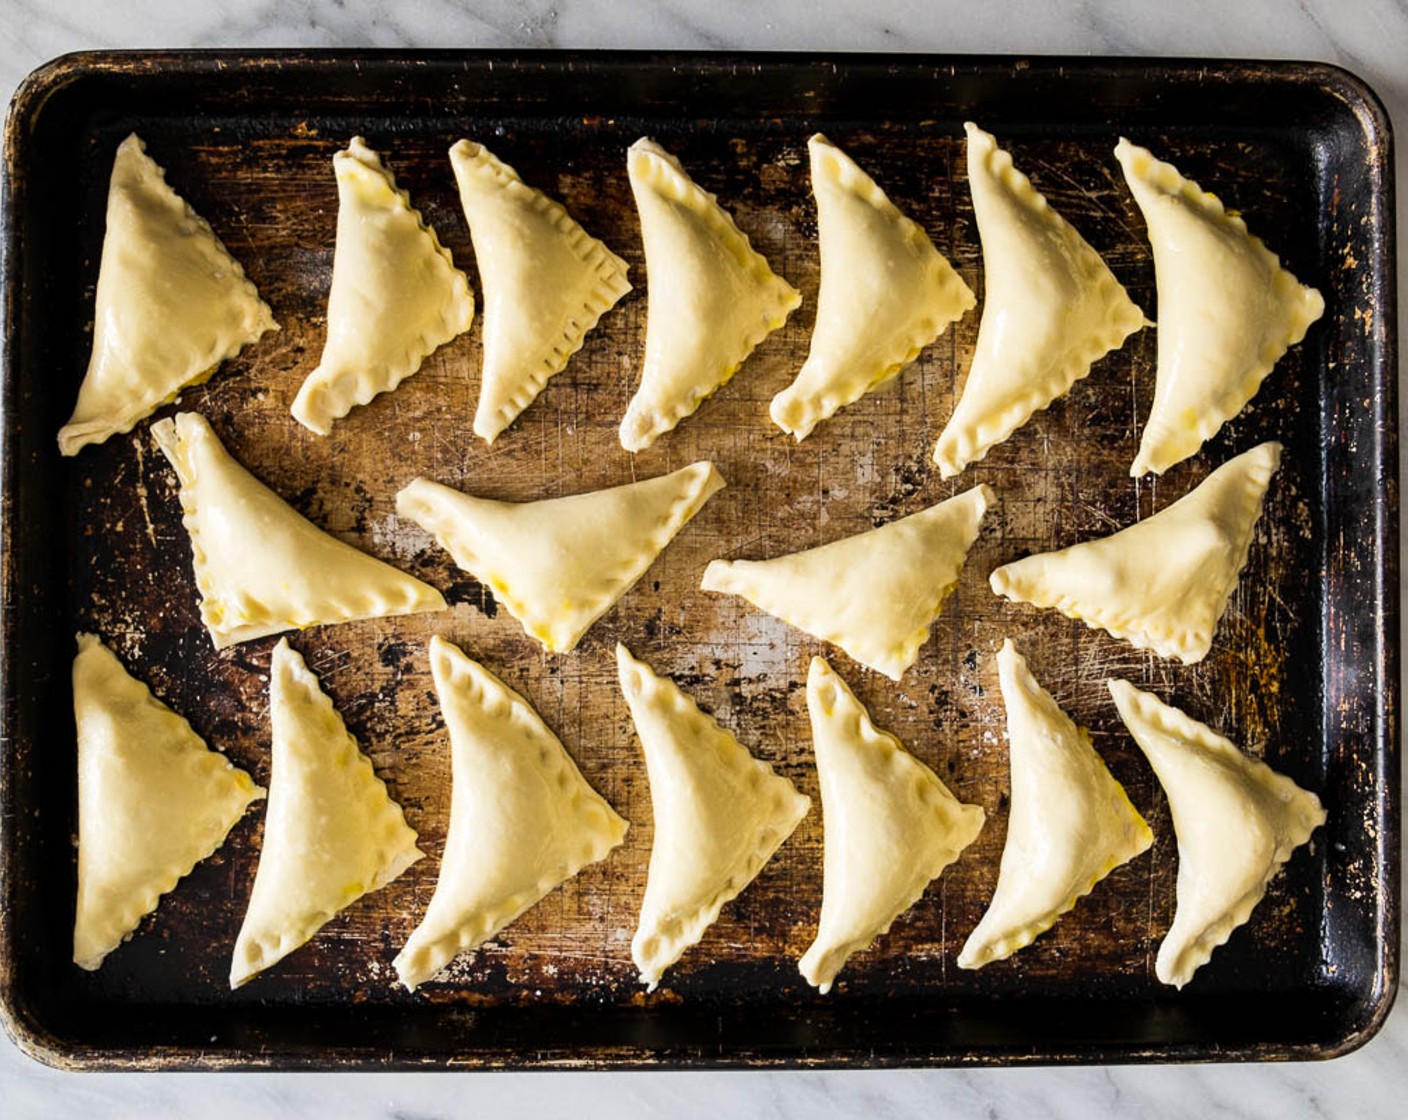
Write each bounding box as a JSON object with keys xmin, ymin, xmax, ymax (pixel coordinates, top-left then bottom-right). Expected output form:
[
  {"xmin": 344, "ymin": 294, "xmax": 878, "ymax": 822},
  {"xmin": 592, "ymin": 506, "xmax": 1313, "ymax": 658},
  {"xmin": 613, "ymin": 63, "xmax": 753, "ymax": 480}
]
[{"xmin": 1, "ymin": 1, "xmax": 1403, "ymax": 1116}]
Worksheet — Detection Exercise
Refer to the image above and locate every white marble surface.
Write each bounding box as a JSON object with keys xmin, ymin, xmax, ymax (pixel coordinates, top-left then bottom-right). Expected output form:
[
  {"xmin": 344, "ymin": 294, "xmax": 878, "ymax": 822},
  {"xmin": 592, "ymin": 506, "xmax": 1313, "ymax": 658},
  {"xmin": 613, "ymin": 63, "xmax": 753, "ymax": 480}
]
[{"xmin": 1, "ymin": 0, "xmax": 1404, "ymax": 1116}]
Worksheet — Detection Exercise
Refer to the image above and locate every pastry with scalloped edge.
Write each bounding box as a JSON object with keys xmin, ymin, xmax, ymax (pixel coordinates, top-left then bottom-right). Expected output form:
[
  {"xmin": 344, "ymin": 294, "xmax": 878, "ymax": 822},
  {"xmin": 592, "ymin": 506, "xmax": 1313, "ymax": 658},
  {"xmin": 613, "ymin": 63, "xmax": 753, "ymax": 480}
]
[
  {"xmin": 72, "ymin": 633, "xmax": 264, "ymax": 970},
  {"xmin": 59, "ymin": 134, "xmax": 276, "ymax": 457},
  {"xmin": 799, "ymin": 656, "xmax": 984, "ymax": 993},
  {"xmin": 620, "ymin": 138, "xmax": 800, "ymax": 451},
  {"xmin": 617, "ymin": 644, "xmax": 810, "ymax": 990},
  {"xmin": 702, "ymin": 484, "xmax": 993, "ymax": 680},
  {"xmin": 394, "ymin": 637, "xmax": 628, "ymax": 991},
  {"xmin": 989, "ymin": 442, "xmax": 1280, "ymax": 664},
  {"xmin": 292, "ymin": 137, "xmax": 475, "ymax": 434},
  {"xmin": 230, "ymin": 639, "xmax": 423, "ymax": 988},
  {"xmin": 958, "ymin": 640, "xmax": 1152, "ymax": 969},
  {"xmin": 450, "ymin": 140, "xmax": 631, "ymax": 442},
  {"xmin": 1115, "ymin": 139, "xmax": 1324, "ymax": 477},
  {"xmin": 153, "ymin": 411, "xmax": 446, "ymax": 649},
  {"xmin": 772, "ymin": 133, "xmax": 975, "ymax": 441},
  {"xmin": 933, "ymin": 124, "xmax": 1146, "ymax": 477},
  {"xmin": 1108, "ymin": 678, "xmax": 1325, "ymax": 988},
  {"xmin": 397, "ymin": 462, "xmax": 724, "ymax": 653}
]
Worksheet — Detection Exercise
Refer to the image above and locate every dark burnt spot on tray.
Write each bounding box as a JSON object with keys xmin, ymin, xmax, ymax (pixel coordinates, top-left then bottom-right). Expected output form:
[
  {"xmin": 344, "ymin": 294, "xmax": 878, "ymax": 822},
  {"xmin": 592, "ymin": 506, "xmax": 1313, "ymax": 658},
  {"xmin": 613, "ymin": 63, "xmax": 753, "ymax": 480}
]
[{"xmin": 443, "ymin": 576, "xmax": 498, "ymax": 618}]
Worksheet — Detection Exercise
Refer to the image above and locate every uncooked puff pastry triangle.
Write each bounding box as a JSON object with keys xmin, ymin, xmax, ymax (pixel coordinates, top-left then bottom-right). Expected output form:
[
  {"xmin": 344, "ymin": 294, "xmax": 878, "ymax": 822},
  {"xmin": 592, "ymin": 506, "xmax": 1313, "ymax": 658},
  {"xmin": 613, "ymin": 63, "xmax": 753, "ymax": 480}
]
[
  {"xmin": 397, "ymin": 462, "xmax": 724, "ymax": 652},
  {"xmin": 230, "ymin": 639, "xmax": 422, "ymax": 987},
  {"xmin": 958, "ymin": 640, "xmax": 1152, "ymax": 969},
  {"xmin": 771, "ymin": 134, "xmax": 975, "ymax": 441},
  {"xmin": 72, "ymin": 633, "xmax": 263, "ymax": 970},
  {"xmin": 701, "ymin": 484, "xmax": 993, "ymax": 680},
  {"xmin": 1108, "ymin": 679, "xmax": 1325, "ymax": 988},
  {"xmin": 153, "ymin": 411, "xmax": 446, "ymax": 649},
  {"xmin": 450, "ymin": 140, "xmax": 631, "ymax": 442},
  {"xmin": 933, "ymin": 124, "xmax": 1146, "ymax": 477},
  {"xmin": 620, "ymin": 138, "xmax": 801, "ymax": 451},
  {"xmin": 59, "ymin": 134, "xmax": 276, "ymax": 457},
  {"xmin": 799, "ymin": 657, "xmax": 985, "ymax": 993},
  {"xmin": 1115, "ymin": 139, "xmax": 1325, "ymax": 477},
  {"xmin": 292, "ymin": 137, "xmax": 475, "ymax": 434},
  {"xmin": 394, "ymin": 637, "xmax": 628, "ymax": 991},
  {"xmin": 616, "ymin": 644, "xmax": 810, "ymax": 989},
  {"xmin": 989, "ymin": 442, "xmax": 1280, "ymax": 664}
]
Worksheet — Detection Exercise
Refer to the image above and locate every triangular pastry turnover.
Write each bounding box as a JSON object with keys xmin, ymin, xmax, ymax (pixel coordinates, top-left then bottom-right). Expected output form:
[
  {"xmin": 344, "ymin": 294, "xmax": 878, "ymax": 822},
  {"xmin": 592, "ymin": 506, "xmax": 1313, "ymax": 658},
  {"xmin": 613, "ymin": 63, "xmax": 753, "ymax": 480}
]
[
  {"xmin": 989, "ymin": 442, "xmax": 1280, "ymax": 664},
  {"xmin": 59, "ymin": 134, "xmax": 276, "ymax": 456},
  {"xmin": 933, "ymin": 124, "xmax": 1146, "ymax": 477},
  {"xmin": 153, "ymin": 411, "xmax": 446, "ymax": 649},
  {"xmin": 450, "ymin": 140, "xmax": 631, "ymax": 442},
  {"xmin": 394, "ymin": 637, "xmax": 628, "ymax": 990},
  {"xmin": 72, "ymin": 633, "xmax": 263, "ymax": 970},
  {"xmin": 771, "ymin": 134, "xmax": 975, "ymax": 441},
  {"xmin": 616, "ymin": 644, "xmax": 810, "ymax": 989},
  {"xmin": 620, "ymin": 138, "xmax": 801, "ymax": 451},
  {"xmin": 1115, "ymin": 139, "xmax": 1325, "ymax": 477},
  {"xmin": 230, "ymin": 639, "xmax": 422, "ymax": 987},
  {"xmin": 958, "ymin": 640, "xmax": 1151, "ymax": 969},
  {"xmin": 292, "ymin": 137, "xmax": 475, "ymax": 434},
  {"xmin": 799, "ymin": 657, "xmax": 984, "ymax": 993},
  {"xmin": 701, "ymin": 484, "xmax": 993, "ymax": 680},
  {"xmin": 397, "ymin": 462, "xmax": 724, "ymax": 653},
  {"xmin": 1108, "ymin": 679, "xmax": 1325, "ymax": 988}
]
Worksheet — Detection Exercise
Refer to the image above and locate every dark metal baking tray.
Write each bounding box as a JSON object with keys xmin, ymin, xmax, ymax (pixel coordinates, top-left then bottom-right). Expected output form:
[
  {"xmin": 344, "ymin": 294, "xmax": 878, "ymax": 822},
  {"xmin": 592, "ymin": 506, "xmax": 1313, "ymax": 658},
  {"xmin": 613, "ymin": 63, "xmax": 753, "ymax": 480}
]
[{"xmin": 0, "ymin": 50, "xmax": 1397, "ymax": 1070}]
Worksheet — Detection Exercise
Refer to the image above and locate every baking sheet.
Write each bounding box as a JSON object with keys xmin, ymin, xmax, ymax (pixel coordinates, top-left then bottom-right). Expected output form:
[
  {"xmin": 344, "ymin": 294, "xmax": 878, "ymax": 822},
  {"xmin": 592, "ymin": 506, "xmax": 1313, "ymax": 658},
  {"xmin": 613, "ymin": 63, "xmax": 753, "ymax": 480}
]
[{"xmin": 0, "ymin": 50, "xmax": 1397, "ymax": 1068}]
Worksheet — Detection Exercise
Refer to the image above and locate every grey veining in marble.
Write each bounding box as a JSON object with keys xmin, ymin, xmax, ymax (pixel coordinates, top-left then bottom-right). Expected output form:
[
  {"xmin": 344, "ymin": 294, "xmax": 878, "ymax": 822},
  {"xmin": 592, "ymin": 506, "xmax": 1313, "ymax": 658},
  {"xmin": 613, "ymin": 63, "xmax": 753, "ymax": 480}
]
[{"xmin": 0, "ymin": 0, "xmax": 1404, "ymax": 1117}]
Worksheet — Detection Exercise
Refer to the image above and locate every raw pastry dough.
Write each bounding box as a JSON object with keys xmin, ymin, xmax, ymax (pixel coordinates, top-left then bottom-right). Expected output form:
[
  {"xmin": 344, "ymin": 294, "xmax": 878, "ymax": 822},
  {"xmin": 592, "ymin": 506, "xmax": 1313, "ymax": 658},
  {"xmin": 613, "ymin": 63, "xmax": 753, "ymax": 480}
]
[
  {"xmin": 701, "ymin": 484, "xmax": 993, "ymax": 680},
  {"xmin": 394, "ymin": 637, "xmax": 628, "ymax": 991},
  {"xmin": 59, "ymin": 134, "xmax": 276, "ymax": 456},
  {"xmin": 933, "ymin": 124, "xmax": 1146, "ymax": 477},
  {"xmin": 292, "ymin": 137, "xmax": 475, "ymax": 434},
  {"xmin": 799, "ymin": 657, "xmax": 984, "ymax": 993},
  {"xmin": 620, "ymin": 138, "xmax": 801, "ymax": 451},
  {"xmin": 989, "ymin": 442, "xmax": 1280, "ymax": 664},
  {"xmin": 230, "ymin": 639, "xmax": 422, "ymax": 987},
  {"xmin": 772, "ymin": 134, "xmax": 975, "ymax": 441},
  {"xmin": 1115, "ymin": 139, "xmax": 1325, "ymax": 477},
  {"xmin": 397, "ymin": 462, "xmax": 724, "ymax": 652},
  {"xmin": 958, "ymin": 640, "xmax": 1152, "ymax": 969},
  {"xmin": 1108, "ymin": 679, "xmax": 1326, "ymax": 988},
  {"xmin": 153, "ymin": 411, "xmax": 446, "ymax": 648},
  {"xmin": 616, "ymin": 644, "xmax": 810, "ymax": 989},
  {"xmin": 72, "ymin": 633, "xmax": 263, "ymax": 970},
  {"xmin": 450, "ymin": 140, "xmax": 631, "ymax": 442}
]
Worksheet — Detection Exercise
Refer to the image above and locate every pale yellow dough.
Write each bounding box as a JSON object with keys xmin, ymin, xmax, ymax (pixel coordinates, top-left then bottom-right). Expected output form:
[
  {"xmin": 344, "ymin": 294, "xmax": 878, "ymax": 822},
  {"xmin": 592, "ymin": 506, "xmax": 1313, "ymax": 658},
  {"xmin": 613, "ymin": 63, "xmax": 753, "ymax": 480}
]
[
  {"xmin": 772, "ymin": 134, "xmax": 975, "ymax": 441},
  {"xmin": 616, "ymin": 644, "xmax": 810, "ymax": 990},
  {"xmin": 450, "ymin": 140, "xmax": 631, "ymax": 442},
  {"xmin": 1115, "ymin": 139, "xmax": 1324, "ymax": 477},
  {"xmin": 1109, "ymin": 679, "xmax": 1325, "ymax": 988},
  {"xmin": 620, "ymin": 138, "xmax": 800, "ymax": 451},
  {"xmin": 292, "ymin": 137, "xmax": 475, "ymax": 434},
  {"xmin": 59, "ymin": 134, "xmax": 276, "ymax": 456},
  {"xmin": 958, "ymin": 640, "xmax": 1151, "ymax": 969},
  {"xmin": 394, "ymin": 637, "xmax": 628, "ymax": 991},
  {"xmin": 799, "ymin": 657, "xmax": 984, "ymax": 993},
  {"xmin": 153, "ymin": 411, "xmax": 446, "ymax": 649},
  {"xmin": 230, "ymin": 639, "xmax": 422, "ymax": 988},
  {"xmin": 397, "ymin": 462, "xmax": 724, "ymax": 653},
  {"xmin": 933, "ymin": 124, "xmax": 1146, "ymax": 477},
  {"xmin": 72, "ymin": 633, "xmax": 263, "ymax": 971},
  {"xmin": 989, "ymin": 442, "xmax": 1280, "ymax": 664},
  {"xmin": 701, "ymin": 484, "xmax": 993, "ymax": 680}
]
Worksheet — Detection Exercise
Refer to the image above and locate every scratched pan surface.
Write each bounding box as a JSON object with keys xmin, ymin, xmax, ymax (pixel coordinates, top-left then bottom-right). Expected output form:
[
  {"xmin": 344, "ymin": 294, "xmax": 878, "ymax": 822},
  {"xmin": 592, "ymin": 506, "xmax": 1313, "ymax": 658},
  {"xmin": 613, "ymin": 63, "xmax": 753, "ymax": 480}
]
[{"xmin": 0, "ymin": 52, "xmax": 1397, "ymax": 1069}]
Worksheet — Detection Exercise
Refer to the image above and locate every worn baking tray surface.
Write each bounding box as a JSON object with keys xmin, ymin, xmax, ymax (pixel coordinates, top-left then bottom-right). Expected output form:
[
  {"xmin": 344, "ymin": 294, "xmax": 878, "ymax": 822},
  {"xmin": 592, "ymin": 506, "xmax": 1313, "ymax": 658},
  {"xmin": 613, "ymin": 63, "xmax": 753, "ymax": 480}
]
[{"xmin": 0, "ymin": 51, "xmax": 1397, "ymax": 1069}]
